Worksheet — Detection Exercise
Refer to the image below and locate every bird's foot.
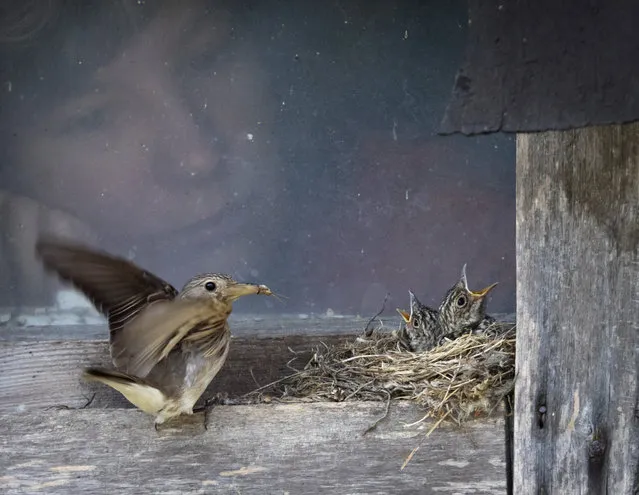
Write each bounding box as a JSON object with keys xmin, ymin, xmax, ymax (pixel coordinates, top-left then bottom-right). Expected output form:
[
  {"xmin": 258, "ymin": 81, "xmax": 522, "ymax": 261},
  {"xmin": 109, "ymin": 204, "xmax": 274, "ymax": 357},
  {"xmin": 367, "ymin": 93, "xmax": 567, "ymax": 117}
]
[{"xmin": 153, "ymin": 417, "xmax": 169, "ymax": 431}]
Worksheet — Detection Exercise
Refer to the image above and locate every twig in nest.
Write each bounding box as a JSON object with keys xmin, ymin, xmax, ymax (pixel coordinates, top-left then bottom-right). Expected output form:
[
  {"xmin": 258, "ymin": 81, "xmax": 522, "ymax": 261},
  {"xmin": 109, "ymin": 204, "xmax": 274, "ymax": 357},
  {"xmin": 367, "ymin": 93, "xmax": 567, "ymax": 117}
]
[
  {"xmin": 46, "ymin": 392, "xmax": 96, "ymax": 411},
  {"xmin": 363, "ymin": 292, "xmax": 390, "ymax": 337},
  {"xmin": 285, "ymin": 351, "xmax": 302, "ymax": 373},
  {"xmin": 242, "ymin": 370, "xmax": 306, "ymax": 397},
  {"xmin": 243, "ymin": 324, "xmax": 516, "ymax": 437},
  {"xmin": 400, "ymin": 410, "xmax": 452, "ymax": 471},
  {"xmin": 249, "ymin": 368, "xmax": 261, "ymax": 388},
  {"xmin": 345, "ymin": 379, "xmax": 376, "ymax": 401},
  {"xmin": 363, "ymin": 390, "xmax": 392, "ymax": 436}
]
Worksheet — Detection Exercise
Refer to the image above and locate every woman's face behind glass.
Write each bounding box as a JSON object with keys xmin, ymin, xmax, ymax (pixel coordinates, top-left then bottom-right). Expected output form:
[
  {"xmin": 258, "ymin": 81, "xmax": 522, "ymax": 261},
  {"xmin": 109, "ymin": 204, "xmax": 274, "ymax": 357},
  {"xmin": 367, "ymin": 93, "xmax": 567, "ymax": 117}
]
[
  {"xmin": 0, "ymin": 0, "xmax": 516, "ymax": 315},
  {"xmin": 10, "ymin": 1, "xmax": 277, "ymax": 238}
]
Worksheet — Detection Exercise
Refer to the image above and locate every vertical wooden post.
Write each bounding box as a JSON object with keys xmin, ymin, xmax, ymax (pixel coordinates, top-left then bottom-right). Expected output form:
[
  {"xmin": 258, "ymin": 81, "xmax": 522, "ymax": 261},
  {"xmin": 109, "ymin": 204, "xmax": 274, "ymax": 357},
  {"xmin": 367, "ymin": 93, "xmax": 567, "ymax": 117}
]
[{"xmin": 515, "ymin": 123, "xmax": 639, "ymax": 493}]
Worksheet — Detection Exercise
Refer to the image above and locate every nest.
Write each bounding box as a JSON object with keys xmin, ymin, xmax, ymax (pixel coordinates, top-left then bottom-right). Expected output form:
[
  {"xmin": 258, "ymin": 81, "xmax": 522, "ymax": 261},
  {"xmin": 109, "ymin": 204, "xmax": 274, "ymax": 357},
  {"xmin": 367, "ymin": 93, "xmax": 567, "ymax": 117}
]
[{"xmin": 246, "ymin": 322, "xmax": 516, "ymax": 427}]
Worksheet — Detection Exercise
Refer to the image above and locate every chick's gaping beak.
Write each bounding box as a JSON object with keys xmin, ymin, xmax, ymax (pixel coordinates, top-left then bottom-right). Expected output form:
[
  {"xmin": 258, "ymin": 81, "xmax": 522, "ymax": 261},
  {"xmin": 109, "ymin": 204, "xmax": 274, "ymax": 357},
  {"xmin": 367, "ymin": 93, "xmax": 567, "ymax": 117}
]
[
  {"xmin": 470, "ymin": 282, "xmax": 499, "ymax": 299},
  {"xmin": 396, "ymin": 308, "xmax": 411, "ymax": 323}
]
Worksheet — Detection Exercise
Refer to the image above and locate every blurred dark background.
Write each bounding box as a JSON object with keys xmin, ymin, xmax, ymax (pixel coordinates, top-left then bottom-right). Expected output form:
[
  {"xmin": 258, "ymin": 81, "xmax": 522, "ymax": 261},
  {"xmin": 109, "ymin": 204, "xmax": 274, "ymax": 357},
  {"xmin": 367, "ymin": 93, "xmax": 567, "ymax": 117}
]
[{"xmin": 0, "ymin": 0, "xmax": 515, "ymax": 318}]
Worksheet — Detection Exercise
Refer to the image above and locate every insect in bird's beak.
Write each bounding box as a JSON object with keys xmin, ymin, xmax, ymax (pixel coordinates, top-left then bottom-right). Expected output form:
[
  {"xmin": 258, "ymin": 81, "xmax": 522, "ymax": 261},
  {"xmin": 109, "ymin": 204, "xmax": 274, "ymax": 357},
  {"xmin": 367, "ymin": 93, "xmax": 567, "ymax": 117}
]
[
  {"xmin": 267, "ymin": 290, "xmax": 288, "ymax": 304},
  {"xmin": 224, "ymin": 282, "xmax": 273, "ymax": 301},
  {"xmin": 256, "ymin": 284, "xmax": 272, "ymax": 296},
  {"xmin": 470, "ymin": 282, "xmax": 499, "ymax": 299}
]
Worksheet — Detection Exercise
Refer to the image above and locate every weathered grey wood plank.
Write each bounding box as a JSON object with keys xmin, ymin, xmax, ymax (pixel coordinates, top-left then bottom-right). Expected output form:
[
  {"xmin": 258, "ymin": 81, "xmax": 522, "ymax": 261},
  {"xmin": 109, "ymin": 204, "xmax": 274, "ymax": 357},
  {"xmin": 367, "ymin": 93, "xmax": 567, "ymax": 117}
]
[
  {"xmin": 0, "ymin": 335, "xmax": 355, "ymax": 412},
  {"xmin": 515, "ymin": 124, "xmax": 639, "ymax": 494},
  {"xmin": 440, "ymin": 0, "xmax": 639, "ymax": 135},
  {"xmin": 0, "ymin": 314, "xmax": 396, "ymax": 341},
  {"xmin": 0, "ymin": 313, "xmax": 516, "ymax": 411},
  {"xmin": 0, "ymin": 313, "xmax": 516, "ymax": 341},
  {"xmin": 0, "ymin": 403, "xmax": 507, "ymax": 495}
]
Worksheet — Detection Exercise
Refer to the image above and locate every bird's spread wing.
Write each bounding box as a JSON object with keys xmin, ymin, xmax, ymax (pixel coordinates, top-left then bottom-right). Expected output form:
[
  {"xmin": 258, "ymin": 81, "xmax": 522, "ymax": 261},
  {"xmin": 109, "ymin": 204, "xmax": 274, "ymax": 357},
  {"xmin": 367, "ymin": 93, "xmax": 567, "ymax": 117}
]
[
  {"xmin": 111, "ymin": 298, "xmax": 231, "ymax": 378},
  {"xmin": 35, "ymin": 236, "xmax": 179, "ymax": 340}
]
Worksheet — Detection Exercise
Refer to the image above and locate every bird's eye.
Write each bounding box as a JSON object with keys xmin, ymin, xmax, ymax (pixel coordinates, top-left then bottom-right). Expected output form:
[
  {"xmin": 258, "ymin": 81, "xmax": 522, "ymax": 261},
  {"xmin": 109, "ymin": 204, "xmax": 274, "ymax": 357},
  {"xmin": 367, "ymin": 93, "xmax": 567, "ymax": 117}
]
[
  {"xmin": 412, "ymin": 317, "xmax": 421, "ymax": 328},
  {"xmin": 456, "ymin": 296, "xmax": 467, "ymax": 307},
  {"xmin": 204, "ymin": 281, "xmax": 217, "ymax": 292}
]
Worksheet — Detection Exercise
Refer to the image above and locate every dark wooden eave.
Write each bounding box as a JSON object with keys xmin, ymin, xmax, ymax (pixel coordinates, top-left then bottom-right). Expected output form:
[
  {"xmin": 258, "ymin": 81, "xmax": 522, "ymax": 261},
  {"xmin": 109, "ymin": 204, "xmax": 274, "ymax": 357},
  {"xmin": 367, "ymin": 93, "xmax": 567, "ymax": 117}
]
[{"xmin": 440, "ymin": 0, "xmax": 639, "ymax": 135}]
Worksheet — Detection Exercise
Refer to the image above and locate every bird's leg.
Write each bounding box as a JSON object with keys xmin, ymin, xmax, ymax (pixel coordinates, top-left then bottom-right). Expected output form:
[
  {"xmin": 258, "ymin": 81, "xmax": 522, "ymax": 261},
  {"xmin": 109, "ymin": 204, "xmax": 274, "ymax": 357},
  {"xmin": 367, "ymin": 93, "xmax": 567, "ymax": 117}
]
[
  {"xmin": 193, "ymin": 398, "xmax": 216, "ymax": 430},
  {"xmin": 202, "ymin": 404, "xmax": 212, "ymax": 430}
]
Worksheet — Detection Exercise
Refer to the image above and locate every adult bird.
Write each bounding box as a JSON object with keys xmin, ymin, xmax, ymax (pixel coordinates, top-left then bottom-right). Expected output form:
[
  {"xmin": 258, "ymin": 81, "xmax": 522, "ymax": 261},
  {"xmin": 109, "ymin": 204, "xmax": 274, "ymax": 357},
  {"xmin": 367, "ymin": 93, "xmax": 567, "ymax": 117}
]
[{"xmin": 36, "ymin": 236, "xmax": 272, "ymax": 428}]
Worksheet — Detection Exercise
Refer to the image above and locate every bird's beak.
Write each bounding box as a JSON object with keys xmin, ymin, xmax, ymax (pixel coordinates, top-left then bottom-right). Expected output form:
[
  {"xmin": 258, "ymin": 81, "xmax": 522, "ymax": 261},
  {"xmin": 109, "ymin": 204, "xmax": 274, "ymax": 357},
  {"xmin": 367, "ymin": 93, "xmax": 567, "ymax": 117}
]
[
  {"xmin": 396, "ymin": 308, "xmax": 411, "ymax": 323},
  {"xmin": 225, "ymin": 283, "xmax": 273, "ymax": 301},
  {"xmin": 470, "ymin": 282, "xmax": 498, "ymax": 299}
]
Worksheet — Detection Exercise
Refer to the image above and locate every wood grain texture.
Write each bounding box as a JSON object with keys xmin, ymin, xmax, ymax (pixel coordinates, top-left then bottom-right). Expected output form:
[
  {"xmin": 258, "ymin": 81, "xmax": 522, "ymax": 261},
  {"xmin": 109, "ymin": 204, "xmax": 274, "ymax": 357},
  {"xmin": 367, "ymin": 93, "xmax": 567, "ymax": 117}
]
[
  {"xmin": 0, "ymin": 313, "xmax": 516, "ymax": 411},
  {"xmin": 0, "ymin": 335, "xmax": 355, "ymax": 412},
  {"xmin": 0, "ymin": 314, "xmax": 402, "ymax": 341},
  {"xmin": 0, "ymin": 314, "xmax": 517, "ymax": 342},
  {"xmin": 0, "ymin": 403, "xmax": 507, "ymax": 495},
  {"xmin": 515, "ymin": 124, "xmax": 639, "ymax": 494},
  {"xmin": 0, "ymin": 316, "xmax": 391, "ymax": 410}
]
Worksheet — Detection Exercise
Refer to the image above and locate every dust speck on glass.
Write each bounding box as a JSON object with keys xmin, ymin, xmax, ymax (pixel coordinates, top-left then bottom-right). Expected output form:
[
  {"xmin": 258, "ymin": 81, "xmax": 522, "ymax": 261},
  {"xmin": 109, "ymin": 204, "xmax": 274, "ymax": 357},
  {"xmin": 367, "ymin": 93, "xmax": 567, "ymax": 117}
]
[{"xmin": 0, "ymin": 0, "xmax": 515, "ymax": 329}]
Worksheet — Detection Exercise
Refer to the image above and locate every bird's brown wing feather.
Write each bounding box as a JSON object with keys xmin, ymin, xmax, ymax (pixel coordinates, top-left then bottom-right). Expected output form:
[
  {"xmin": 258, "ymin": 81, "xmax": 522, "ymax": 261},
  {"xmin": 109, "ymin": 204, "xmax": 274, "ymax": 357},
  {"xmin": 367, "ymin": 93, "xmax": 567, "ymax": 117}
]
[
  {"xmin": 35, "ymin": 236, "xmax": 179, "ymax": 341},
  {"xmin": 111, "ymin": 298, "xmax": 231, "ymax": 378}
]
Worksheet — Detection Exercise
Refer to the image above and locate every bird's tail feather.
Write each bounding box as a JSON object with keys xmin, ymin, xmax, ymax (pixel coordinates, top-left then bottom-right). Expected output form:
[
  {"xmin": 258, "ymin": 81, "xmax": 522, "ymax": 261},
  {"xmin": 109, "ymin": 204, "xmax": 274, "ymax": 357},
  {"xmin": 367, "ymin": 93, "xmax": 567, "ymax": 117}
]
[{"xmin": 83, "ymin": 367, "xmax": 167, "ymax": 415}]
